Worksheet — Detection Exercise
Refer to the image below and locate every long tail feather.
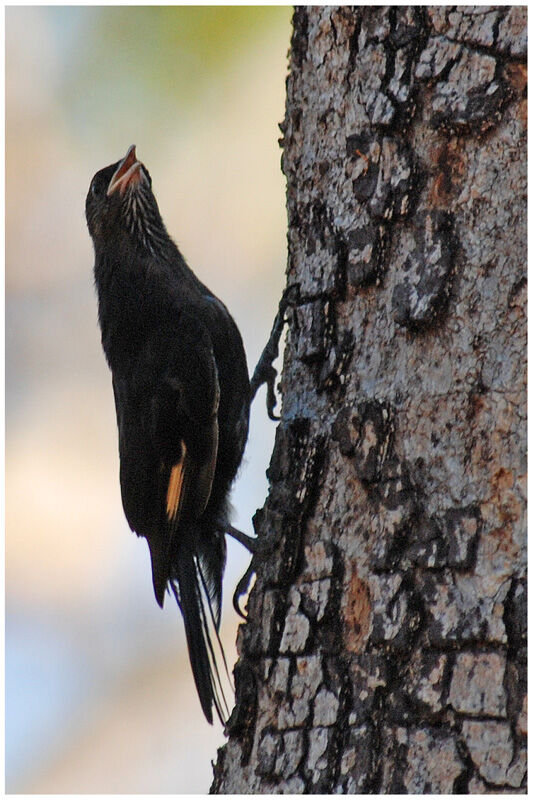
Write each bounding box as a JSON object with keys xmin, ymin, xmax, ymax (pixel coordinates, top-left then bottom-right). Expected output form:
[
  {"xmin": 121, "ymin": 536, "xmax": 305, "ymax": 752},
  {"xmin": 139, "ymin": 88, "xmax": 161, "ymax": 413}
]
[
  {"xmin": 196, "ymin": 557, "xmax": 232, "ymax": 694},
  {"xmin": 194, "ymin": 561, "xmax": 229, "ymax": 722},
  {"xmin": 196, "ymin": 528, "xmax": 226, "ymax": 627},
  {"xmin": 171, "ymin": 537, "xmax": 228, "ymax": 725}
]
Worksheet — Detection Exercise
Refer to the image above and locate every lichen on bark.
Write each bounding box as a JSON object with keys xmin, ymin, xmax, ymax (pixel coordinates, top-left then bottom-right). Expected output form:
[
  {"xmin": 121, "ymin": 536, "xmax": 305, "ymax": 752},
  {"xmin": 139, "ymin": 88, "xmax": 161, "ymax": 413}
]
[{"xmin": 212, "ymin": 6, "xmax": 526, "ymax": 794}]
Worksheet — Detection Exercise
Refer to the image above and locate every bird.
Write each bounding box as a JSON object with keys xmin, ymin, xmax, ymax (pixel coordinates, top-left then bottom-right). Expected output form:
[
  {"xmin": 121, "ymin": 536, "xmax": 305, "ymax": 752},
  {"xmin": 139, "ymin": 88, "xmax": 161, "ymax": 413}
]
[{"xmin": 86, "ymin": 145, "xmax": 250, "ymax": 724}]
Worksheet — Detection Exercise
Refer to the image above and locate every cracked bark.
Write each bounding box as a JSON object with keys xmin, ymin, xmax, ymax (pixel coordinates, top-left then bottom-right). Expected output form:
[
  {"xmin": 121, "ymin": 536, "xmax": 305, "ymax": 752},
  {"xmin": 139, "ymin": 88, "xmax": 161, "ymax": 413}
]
[{"xmin": 212, "ymin": 7, "xmax": 526, "ymax": 794}]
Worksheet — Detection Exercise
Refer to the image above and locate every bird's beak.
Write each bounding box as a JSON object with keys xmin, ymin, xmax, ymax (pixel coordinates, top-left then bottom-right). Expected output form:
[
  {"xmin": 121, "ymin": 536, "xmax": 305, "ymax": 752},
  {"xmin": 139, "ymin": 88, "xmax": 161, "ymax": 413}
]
[{"xmin": 107, "ymin": 144, "xmax": 146, "ymax": 196}]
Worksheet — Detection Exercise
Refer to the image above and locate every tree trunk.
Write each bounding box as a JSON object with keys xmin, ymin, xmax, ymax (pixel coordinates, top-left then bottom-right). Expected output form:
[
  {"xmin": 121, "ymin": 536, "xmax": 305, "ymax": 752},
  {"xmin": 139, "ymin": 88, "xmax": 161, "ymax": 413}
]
[{"xmin": 212, "ymin": 7, "xmax": 527, "ymax": 793}]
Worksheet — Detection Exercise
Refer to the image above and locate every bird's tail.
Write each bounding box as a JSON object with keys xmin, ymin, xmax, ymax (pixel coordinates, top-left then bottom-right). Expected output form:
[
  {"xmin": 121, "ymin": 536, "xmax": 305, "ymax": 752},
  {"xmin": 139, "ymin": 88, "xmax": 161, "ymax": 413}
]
[{"xmin": 170, "ymin": 528, "xmax": 229, "ymax": 725}]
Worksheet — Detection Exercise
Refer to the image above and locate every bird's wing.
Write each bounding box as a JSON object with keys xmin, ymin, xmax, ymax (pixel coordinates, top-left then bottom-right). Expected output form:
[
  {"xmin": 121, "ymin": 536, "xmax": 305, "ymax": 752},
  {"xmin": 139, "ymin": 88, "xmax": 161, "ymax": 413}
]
[
  {"xmin": 163, "ymin": 406, "xmax": 219, "ymax": 528},
  {"xmin": 112, "ymin": 316, "xmax": 220, "ymax": 606},
  {"xmin": 157, "ymin": 318, "xmax": 220, "ymax": 533}
]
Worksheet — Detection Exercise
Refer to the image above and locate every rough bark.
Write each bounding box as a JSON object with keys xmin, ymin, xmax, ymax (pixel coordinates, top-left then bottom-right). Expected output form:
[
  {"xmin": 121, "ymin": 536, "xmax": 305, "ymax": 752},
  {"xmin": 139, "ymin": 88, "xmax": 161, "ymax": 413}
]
[{"xmin": 213, "ymin": 7, "xmax": 526, "ymax": 794}]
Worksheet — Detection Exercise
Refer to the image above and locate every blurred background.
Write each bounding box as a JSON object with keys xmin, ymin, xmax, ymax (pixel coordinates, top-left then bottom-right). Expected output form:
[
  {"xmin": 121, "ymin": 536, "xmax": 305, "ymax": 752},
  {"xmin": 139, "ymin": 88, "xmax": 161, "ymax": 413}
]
[{"xmin": 6, "ymin": 6, "xmax": 291, "ymax": 792}]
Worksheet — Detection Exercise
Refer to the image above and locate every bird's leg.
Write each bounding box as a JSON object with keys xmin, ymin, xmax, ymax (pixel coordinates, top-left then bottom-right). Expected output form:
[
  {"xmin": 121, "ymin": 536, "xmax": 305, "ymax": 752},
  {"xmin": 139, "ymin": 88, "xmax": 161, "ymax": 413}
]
[
  {"xmin": 250, "ymin": 284, "xmax": 299, "ymax": 420},
  {"xmin": 225, "ymin": 524, "xmax": 256, "ymax": 553},
  {"xmin": 231, "ymin": 286, "xmax": 299, "ymax": 616},
  {"xmin": 222, "ymin": 525, "xmax": 258, "ymax": 619}
]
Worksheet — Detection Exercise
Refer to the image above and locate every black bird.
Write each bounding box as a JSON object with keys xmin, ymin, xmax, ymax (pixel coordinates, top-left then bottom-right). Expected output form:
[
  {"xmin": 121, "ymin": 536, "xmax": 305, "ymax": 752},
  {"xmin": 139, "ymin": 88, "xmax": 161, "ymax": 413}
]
[{"xmin": 86, "ymin": 145, "xmax": 250, "ymax": 724}]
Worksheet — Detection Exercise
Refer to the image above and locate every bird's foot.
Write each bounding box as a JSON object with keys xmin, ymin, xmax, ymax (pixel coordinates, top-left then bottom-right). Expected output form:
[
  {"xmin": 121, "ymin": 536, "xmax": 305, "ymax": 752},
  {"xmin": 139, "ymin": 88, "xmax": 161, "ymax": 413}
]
[
  {"xmin": 223, "ymin": 525, "xmax": 257, "ymax": 619},
  {"xmin": 232, "ymin": 563, "xmax": 255, "ymax": 620},
  {"xmin": 250, "ymin": 284, "xmax": 299, "ymax": 420}
]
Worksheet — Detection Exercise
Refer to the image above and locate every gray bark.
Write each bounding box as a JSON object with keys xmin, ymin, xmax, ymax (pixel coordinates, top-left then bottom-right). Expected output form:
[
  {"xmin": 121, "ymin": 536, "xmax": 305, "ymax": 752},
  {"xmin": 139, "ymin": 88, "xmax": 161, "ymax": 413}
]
[{"xmin": 213, "ymin": 7, "xmax": 527, "ymax": 793}]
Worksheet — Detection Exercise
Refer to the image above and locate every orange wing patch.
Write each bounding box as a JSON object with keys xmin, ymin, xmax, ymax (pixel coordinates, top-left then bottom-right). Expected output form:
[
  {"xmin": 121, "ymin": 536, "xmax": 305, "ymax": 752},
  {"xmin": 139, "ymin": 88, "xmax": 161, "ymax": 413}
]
[{"xmin": 166, "ymin": 441, "xmax": 187, "ymax": 522}]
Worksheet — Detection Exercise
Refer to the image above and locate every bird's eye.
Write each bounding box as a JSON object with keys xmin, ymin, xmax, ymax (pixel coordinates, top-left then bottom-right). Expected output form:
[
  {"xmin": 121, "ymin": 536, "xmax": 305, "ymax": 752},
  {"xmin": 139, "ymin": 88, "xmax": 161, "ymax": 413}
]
[{"xmin": 91, "ymin": 181, "xmax": 99, "ymax": 197}]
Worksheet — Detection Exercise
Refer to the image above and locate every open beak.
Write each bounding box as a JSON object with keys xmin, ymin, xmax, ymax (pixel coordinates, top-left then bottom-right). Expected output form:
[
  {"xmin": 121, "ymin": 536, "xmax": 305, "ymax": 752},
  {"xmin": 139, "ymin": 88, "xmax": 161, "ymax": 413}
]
[{"xmin": 107, "ymin": 145, "xmax": 146, "ymax": 196}]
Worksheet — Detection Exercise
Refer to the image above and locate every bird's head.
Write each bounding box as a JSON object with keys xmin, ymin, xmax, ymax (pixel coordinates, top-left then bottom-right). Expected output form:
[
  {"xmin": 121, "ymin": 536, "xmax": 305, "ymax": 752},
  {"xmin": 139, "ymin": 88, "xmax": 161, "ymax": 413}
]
[{"xmin": 86, "ymin": 145, "xmax": 165, "ymax": 252}]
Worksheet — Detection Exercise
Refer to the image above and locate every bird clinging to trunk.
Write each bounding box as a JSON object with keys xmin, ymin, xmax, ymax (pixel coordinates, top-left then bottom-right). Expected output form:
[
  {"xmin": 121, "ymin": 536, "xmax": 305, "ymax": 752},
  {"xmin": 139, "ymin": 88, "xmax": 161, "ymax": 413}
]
[{"xmin": 86, "ymin": 145, "xmax": 250, "ymax": 724}]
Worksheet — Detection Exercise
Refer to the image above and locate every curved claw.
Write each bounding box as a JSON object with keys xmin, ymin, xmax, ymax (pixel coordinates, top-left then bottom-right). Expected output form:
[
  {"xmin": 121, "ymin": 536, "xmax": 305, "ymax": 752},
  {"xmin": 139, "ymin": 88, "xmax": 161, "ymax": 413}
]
[
  {"xmin": 232, "ymin": 563, "xmax": 255, "ymax": 619},
  {"xmin": 265, "ymin": 365, "xmax": 281, "ymax": 421}
]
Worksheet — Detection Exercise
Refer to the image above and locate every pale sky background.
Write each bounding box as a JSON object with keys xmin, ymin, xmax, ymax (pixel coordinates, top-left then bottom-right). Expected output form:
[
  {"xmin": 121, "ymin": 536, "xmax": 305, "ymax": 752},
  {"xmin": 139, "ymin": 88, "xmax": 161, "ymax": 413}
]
[{"xmin": 6, "ymin": 6, "xmax": 291, "ymax": 792}]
